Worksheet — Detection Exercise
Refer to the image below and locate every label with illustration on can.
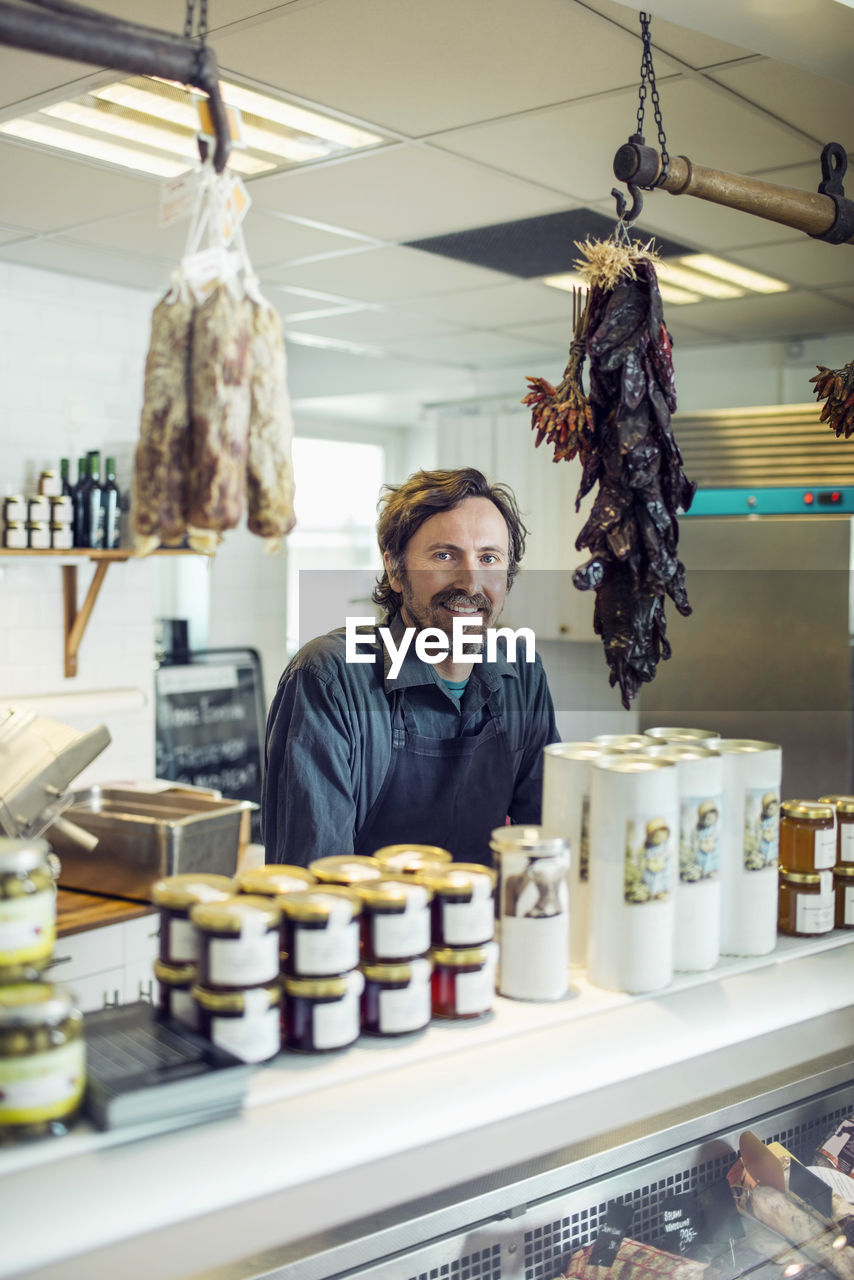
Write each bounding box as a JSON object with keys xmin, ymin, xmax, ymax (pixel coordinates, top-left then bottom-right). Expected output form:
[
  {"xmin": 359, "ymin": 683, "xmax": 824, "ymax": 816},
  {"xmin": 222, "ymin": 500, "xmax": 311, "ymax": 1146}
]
[
  {"xmin": 679, "ymin": 794, "xmax": 722, "ymax": 884},
  {"xmin": 744, "ymin": 786, "xmax": 780, "ymax": 871},
  {"xmin": 624, "ymin": 814, "xmax": 674, "ymax": 903}
]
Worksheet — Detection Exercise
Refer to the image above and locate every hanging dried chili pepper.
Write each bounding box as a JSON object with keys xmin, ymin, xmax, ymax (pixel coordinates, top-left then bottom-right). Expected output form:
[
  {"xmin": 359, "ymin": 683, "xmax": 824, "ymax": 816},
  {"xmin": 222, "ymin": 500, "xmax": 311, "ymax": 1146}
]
[{"xmin": 810, "ymin": 360, "xmax": 854, "ymax": 438}]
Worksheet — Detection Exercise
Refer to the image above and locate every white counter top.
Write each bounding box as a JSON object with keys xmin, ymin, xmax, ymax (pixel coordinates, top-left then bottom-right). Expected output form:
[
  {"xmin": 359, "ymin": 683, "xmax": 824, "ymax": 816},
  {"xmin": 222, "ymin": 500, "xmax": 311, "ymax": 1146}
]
[{"xmin": 4, "ymin": 931, "xmax": 854, "ymax": 1280}]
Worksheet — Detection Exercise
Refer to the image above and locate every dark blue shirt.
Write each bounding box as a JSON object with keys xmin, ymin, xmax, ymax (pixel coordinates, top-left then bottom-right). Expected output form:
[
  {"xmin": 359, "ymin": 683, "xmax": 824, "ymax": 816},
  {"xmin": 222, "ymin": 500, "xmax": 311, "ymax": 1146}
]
[{"xmin": 262, "ymin": 612, "xmax": 559, "ymax": 866}]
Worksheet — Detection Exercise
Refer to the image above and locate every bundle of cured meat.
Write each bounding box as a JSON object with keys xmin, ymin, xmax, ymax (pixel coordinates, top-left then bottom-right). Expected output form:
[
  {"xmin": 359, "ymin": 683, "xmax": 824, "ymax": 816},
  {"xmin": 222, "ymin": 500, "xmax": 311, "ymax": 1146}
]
[
  {"xmin": 523, "ymin": 238, "xmax": 695, "ymax": 709},
  {"xmin": 560, "ymin": 1239, "xmax": 707, "ymax": 1280}
]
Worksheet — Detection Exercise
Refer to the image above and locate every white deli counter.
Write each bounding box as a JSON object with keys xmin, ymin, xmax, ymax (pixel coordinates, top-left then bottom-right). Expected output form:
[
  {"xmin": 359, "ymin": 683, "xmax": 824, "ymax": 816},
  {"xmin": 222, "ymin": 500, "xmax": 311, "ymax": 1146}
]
[{"xmin": 2, "ymin": 931, "xmax": 854, "ymax": 1280}]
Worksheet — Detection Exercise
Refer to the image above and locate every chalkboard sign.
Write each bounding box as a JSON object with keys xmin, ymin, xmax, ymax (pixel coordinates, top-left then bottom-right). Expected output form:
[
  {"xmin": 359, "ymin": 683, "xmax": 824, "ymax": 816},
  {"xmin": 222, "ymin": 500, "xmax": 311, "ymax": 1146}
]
[{"xmin": 154, "ymin": 648, "xmax": 266, "ymax": 842}]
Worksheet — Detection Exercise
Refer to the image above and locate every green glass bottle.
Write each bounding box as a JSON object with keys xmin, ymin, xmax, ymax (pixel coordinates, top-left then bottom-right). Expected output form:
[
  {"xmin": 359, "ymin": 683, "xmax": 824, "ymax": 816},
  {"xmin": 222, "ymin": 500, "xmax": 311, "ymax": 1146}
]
[{"xmin": 103, "ymin": 457, "xmax": 121, "ymax": 550}]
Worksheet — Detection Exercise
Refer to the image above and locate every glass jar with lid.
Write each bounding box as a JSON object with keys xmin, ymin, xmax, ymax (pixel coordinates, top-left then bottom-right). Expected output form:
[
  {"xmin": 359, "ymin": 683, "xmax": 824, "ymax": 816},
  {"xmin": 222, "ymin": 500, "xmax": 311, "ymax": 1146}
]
[
  {"xmin": 360, "ymin": 957, "xmax": 432, "ymax": 1036},
  {"xmin": 192, "ymin": 981, "xmax": 281, "ymax": 1063},
  {"xmin": 308, "ymin": 855, "xmax": 384, "ymax": 887},
  {"xmin": 282, "ymin": 969, "xmax": 364, "ymax": 1052},
  {"xmin": 372, "ymin": 844, "xmax": 453, "ymax": 877},
  {"xmin": 279, "ymin": 887, "xmax": 361, "ymax": 977},
  {"xmin": 235, "ymin": 865, "xmax": 316, "ymax": 960},
  {"xmin": 151, "ymin": 872, "xmax": 235, "ymax": 966},
  {"xmin": 191, "ymin": 895, "xmax": 281, "ymax": 990},
  {"xmin": 418, "ymin": 863, "xmax": 496, "ymax": 947},
  {"xmin": 0, "ymin": 981, "xmax": 85, "ymax": 1141},
  {"xmin": 819, "ymin": 795, "xmax": 854, "ymax": 865},
  {"xmin": 430, "ymin": 942, "xmax": 498, "ymax": 1020},
  {"xmin": 0, "ymin": 837, "xmax": 57, "ymax": 976},
  {"xmin": 153, "ymin": 959, "xmax": 198, "ymax": 1028},
  {"xmin": 779, "ymin": 800, "xmax": 837, "ymax": 872},
  {"xmin": 778, "ymin": 868, "xmax": 834, "ymax": 937},
  {"xmin": 833, "ymin": 864, "xmax": 854, "ymax": 928},
  {"xmin": 490, "ymin": 824, "xmax": 570, "ymax": 1001},
  {"xmin": 354, "ymin": 878, "xmax": 432, "ymax": 962},
  {"xmin": 3, "ymin": 521, "xmax": 26, "ymax": 550}
]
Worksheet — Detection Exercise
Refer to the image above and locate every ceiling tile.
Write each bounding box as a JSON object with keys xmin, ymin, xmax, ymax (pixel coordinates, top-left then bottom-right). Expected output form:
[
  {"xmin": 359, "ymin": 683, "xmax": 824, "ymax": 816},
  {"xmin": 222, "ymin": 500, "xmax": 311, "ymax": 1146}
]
[
  {"xmin": 726, "ymin": 239, "xmax": 854, "ymax": 290},
  {"xmin": 390, "ymin": 280, "xmax": 578, "ymax": 328},
  {"xmin": 262, "ymin": 244, "xmax": 511, "ymax": 302},
  {"xmin": 0, "ymin": 140, "xmax": 155, "ymax": 232},
  {"xmin": 215, "ymin": 0, "xmax": 678, "ymax": 137},
  {"xmin": 269, "ymin": 288, "xmax": 365, "ymax": 318},
  {"xmin": 583, "ymin": 0, "xmax": 755, "ymax": 68},
  {"xmin": 0, "ymin": 236, "xmax": 169, "ymax": 291},
  {"xmin": 248, "ymin": 144, "xmax": 570, "ymax": 241},
  {"xmin": 672, "ymin": 289, "xmax": 854, "ymax": 339},
  {"xmin": 379, "ymin": 329, "xmax": 560, "ymax": 368},
  {"xmin": 284, "ymin": 308, "xmax": 461, "ymax": 344},
  {"xmin": 709, "ymin": 59, "xmax": 854, "ymax": 145}
]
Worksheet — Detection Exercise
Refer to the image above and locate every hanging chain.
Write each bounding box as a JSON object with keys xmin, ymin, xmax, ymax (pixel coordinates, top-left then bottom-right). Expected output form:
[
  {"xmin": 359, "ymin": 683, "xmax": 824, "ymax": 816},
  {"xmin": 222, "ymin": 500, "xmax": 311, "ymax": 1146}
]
[
  {"xmin": 183, "ymin": 0, "xmax": 208, "ymax": 42},
  {"xmin": 635, "ymin": 11, "xmax": 669, "ymax": 184}
]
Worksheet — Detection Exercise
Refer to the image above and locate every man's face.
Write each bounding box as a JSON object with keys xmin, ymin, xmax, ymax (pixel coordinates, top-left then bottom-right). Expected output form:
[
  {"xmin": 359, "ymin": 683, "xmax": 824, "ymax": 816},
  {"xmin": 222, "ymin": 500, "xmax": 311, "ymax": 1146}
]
[{"xmin": 384, "ymin": 496, "xmax": 510, "ymax": 641}]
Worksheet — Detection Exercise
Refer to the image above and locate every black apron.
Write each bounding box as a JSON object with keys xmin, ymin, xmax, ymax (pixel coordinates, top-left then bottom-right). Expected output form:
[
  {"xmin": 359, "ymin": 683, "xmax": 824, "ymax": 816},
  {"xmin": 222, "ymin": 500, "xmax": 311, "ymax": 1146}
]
[{"xmin": 354, "ymin": 684, "xmax": 515, "ymax": 865}]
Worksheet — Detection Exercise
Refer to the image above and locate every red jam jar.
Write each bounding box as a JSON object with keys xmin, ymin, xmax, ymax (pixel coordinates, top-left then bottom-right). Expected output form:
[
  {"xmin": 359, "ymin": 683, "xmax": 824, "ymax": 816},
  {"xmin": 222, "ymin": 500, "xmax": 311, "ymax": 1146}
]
[
  {"xmin": 779, "ymin": 800, "xmax": 836, "ymax": 871},
  {"xmin": 192, "ymin": 981, "xmax": 281, "ymax": 1063},
  {"xmin": 354, "ymin": 878, "xmax": 432, "ymax": 962},
  {"xmin": 153, "ymin": 959, "xmax": 198, "ymax": 1028},
  {"xmin": 833, "ymin": 864, "xmax": 854, "ymax": 927},
  {"xmin": 430, "ymin": 942, "xmax": 498, "ymax": 1020},
  {"xmin": 151, "ymin": 873, "xmax": 234, "ymax": 966},
  {"xmin": 235, "ymin": 864, "xmax": 316, "ymax": 961},
  {"xmin": 360, "ymin": 957, "xmax": 432, "ymax": 1036},
  {"xmin": 282, "ymin": 970, "xmax": 364, "ymax": 1052},
  {"xmin": 279, "ymin": 887, "xmax": 361, "ymax": 977},
  {"xmin": 373, "ymin": 844, "xmax": 452, "ymax": 877},
  {"xmin": 308, "ymin": 855, "xmax": 384, "ymax": 887},
  {"xmin": 419, "ymin": 863, "xmax": 496, "ymax": 947},
  {"xmin": 191, "ymin": 896, "xmax": 281, "ymax": 990},
  {"xmin": 777, "ymin": 868, "xmax": 834, "ymax": 937}
]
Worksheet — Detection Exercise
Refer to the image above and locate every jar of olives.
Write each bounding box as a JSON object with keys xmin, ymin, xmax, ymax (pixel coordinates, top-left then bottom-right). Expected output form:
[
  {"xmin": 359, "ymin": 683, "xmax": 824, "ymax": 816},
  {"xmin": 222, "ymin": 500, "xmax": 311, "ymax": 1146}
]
[
  {"xmin": 0, "ymin": 981, "xmax": 85, "ymax": 1141},
  {"xmin": 0, "ymin": 837, "xmax": 57, "ymax": 976}
]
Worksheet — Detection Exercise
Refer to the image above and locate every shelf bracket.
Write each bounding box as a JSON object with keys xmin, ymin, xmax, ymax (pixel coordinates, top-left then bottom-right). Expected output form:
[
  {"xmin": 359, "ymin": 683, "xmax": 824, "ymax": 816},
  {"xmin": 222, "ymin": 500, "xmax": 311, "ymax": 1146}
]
[{"xmin": 62, "ymin": 560, "xmax": 111, "ymax": 679}]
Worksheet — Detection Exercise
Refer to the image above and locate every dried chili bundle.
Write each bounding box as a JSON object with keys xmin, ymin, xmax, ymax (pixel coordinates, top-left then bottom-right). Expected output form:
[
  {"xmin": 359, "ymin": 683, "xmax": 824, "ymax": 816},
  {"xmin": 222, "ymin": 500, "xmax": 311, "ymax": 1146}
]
[
  {"xmin": 810, "ymin": 360, "xmax": 854, "ymax": 438},
  {"xmin": 570, "ymin": 237, "xmax": 696, "ymax": 708},
  {"xmin": 522, "ymin": 289, "xmax": 594, "ymax": 464}
]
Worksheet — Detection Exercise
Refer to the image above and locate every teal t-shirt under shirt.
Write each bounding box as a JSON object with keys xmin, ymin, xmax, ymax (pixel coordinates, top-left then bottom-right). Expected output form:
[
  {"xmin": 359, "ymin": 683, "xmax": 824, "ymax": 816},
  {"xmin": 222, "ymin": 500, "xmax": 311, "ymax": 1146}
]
[{"xmin": 440, "ymin": 676, "xmax": 469, "ymax": 700}]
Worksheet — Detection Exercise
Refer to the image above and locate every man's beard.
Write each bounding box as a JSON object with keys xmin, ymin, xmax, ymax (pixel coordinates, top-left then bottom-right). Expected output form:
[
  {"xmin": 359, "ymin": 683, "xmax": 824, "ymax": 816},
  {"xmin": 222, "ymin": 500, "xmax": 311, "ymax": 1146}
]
[{"xmin": 398, "ymin": 577, "xmax": 496, "ymax": 652}]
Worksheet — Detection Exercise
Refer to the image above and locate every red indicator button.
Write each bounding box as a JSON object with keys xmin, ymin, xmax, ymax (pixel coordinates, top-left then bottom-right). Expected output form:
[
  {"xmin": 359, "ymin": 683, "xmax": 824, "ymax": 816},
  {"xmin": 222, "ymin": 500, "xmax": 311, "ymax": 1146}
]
[{"xmin": 803, "ymin": 491, "xmax": 814, "ymax": 504}]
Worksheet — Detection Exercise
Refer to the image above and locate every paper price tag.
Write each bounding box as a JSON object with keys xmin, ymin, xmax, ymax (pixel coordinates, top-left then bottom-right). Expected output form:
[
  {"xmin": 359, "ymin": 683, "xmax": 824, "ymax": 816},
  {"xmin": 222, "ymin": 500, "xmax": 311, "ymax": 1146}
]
[{"xmin": 160, "ymin": 169, "xmax": 200, "ymax": 227}]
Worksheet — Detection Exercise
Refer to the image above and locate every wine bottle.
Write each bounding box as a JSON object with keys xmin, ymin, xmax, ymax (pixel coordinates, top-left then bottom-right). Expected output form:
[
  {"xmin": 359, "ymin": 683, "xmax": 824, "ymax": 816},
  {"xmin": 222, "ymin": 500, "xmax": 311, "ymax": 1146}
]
[
  {"xmin": 71, "ymin": 455, "xmax": 89, "ymax": 548},
  {"xmin": 85, "ymin": 450, "xmax": 105, "ymax": 550},
  {"xmin": 103, "ymin": 457, "xmax": 121, "ymax": 550},
  {"xmin": 59, "ymin": 457, "xmax": 72, "ymax": 496}
]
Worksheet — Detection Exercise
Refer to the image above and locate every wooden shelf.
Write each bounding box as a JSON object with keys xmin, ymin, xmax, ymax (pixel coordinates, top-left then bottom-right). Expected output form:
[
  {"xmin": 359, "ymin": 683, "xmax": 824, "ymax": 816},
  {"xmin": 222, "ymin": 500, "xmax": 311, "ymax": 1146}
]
[{"xmin": 1, "ymin": 547, "xmax": 197, "ymax": 677}]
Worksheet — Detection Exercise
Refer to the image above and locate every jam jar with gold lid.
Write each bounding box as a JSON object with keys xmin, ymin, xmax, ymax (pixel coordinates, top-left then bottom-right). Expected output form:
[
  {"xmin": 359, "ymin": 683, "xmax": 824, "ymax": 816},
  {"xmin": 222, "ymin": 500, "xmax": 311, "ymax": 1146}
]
[
  {"xmin": 192, "ymin": 981, "xmax": 281, "ymax": 1062},
  {"xmin": 360, "ymin": 957, "xmax": 432, "ymax": 1036},
  {"xmin": 419, "ymin": 863, "xmax": 496, "ymax": 947},
  {"xmin": 153, "ymin": 959, "xmax": 198, "ymax": 1027},
  {"xmin": 430, "ymin": 942, "xmax": 498, "ymax": 1020},
  {"xmin": 779, "ymin": 800, "xmax": 837, "ymax": 872},
  {"xmin": 282, "ymin": 970, "xmax": 364, "ymax": 1052},
  {"xmin": 0, "ymin": 837, "xmax": 57, "ymax": 977},
  {"xmin": 833, "ymin": 864, "xmax": 854, "ymax": 928},
  {"xmin": 354, "ymin": 878, "xmax": 431, "ymax": 962},
  {"xmin": 191, "ymin": 895, "xmax": 281, "ymax": 990},
  {"xmin": 373, "ymin": 844, "xmax": 453, "ymax": 877},
  {"xmin": 235, "ymin": 865, "xmax": 315, "ymax": 897},
  {"xmin": 819, "ymin": 795, "xmax": 854, "ymax": 865},
  {"xmin": 151, "ymin": 873, "xmax": 235, "ymax": 966},
  {"xmin": 279, "ymin": 887, "xmax": 361, "ymax": 977},
  {"xmin": 0, "ymin": 981, "xmax": 85, "ymax": 1141},
  {"xmin": 308, "ymin": 855, "xmax": 384, "ymax": 887},
  {"xmin": 778, "ymin": 868, "xmax": 834, "ymax": 937}
]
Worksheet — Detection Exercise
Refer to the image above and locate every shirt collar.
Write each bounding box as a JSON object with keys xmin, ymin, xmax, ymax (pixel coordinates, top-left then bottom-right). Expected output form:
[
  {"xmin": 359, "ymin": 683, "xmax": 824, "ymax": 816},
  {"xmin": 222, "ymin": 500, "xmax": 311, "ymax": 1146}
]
[{"xmin": 378, "ymin": 611, "xmax": 520, "ymax": 695}]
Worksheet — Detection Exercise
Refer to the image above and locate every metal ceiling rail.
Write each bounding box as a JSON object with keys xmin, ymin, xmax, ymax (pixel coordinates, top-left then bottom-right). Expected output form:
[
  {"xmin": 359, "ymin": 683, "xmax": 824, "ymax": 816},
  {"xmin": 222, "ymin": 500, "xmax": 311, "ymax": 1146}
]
[{"xmin": 0, "ymin": 0, "xmax": 231, "ymax": 171}]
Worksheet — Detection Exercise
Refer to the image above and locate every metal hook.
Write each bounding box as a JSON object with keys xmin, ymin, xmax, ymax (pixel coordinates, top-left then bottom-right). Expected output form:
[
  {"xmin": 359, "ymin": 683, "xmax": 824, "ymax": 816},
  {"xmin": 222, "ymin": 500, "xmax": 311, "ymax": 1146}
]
[{"xmin": 611, "ymin": 183, "xmax": 644, "ymax": 226}]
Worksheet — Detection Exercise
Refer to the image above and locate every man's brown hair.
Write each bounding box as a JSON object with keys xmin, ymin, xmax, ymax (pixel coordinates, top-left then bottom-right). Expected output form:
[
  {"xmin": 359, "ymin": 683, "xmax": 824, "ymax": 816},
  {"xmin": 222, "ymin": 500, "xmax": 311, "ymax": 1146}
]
[{"xmin": 371, "ymin": 467, "xmax": 528, "ymax": 615}]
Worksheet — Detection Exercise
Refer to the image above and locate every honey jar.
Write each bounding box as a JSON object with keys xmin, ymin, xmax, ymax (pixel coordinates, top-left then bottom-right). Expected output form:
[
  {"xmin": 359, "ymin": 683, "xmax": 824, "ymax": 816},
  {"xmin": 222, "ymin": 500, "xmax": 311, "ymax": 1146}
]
[
  {"xmin": 360, "ymin": 957, "xmax": 432, "ymax": 1036},
  {"xmin": 191, "ymin": 896, "xmax": 281, "ymax": 990},
  {"xmin": 418, "ymin": 863, "xmax": 496, "ymax": 947},
  {"xmin": 153, "ymin": 959, "xmax": 198, "ymax": 1028},
  {"xmin": 778, "ymin": 868, "xmax": 834, "ymax": 937},
  {"xmin": 819, "ymin": 795, "xmax": 854, "ymax": 865},
  {"xmin": 308, "ymin": 855, "xmax": 384, "ymax": 886},
  {"xmin": 833, "ymin": 864, "xmax": 854, "ymax": 928},
  {"xmin": 779, "ymin": 800, "xmax": 837, "ymax": 872},
  {"xmin": 373, "ymin": 844, "xmax": 453, "ymax": 877},
  {"xmin": 430, "ymin": 942, "xmax": 498, "ymax": 1020},
  {"xmin": 192, "ymin": 981, "xmax": 281, "ymax": 1063},
  {"xmin": 279, "ymin": 887, "xmax": 361, "ymax": 977},
  {"xmin": 151, "ymin": 873, "xmax": 235, "ymax": 966},
  {"xmin": 282, "ymin": 970, "xmax": 364, "ymax": 1052},
  {"xmin": 354, "ymin": 878, "xmax": 431, "ymax": 962},
  {"xmin": 0, "ymin": 981, "xmax": 85, "ymax": 1141}
]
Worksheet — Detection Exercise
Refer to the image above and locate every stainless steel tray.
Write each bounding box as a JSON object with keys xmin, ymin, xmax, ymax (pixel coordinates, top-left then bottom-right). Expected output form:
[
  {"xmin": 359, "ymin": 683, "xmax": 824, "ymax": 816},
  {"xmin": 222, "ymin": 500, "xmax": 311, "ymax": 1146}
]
[{"xmin": 48, "ymin": 786, "xmax": 255, "ymax": 901}]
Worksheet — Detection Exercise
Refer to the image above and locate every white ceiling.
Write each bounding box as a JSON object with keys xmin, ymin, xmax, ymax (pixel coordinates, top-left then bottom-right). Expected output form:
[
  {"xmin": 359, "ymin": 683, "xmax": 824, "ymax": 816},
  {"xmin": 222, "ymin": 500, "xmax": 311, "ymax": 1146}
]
[{"xmin": 1, "ymin": 0, "xmax": 854, "ymax": 415}]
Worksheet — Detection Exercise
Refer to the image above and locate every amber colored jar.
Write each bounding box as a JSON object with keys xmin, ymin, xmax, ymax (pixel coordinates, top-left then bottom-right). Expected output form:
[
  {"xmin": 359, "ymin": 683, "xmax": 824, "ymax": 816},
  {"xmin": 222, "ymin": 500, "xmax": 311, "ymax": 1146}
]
[
  {"xmin": 279, "ymin": 887, "xmax": 361, "ymax": 977},
  {"xmin": 833, "ymin": 864, "xmax": 854, "ymax": 928},
  {"xmin": 153, "ymin": 959, "xmax": 198, "ymax": 1028},
  {"xmin": 191, "ymin": 896, "xmax": 281, "ymax": 990},
  {"xmin": 360, "ymin": 957, "xmax": 432, "ymax": 1036},
  {"xmin": 281, "ymin": 970, "xmax": 364, "ymax": 1052},
  {"xmin": 430, "ymin": 942, "xmax": 498, "ymax": 1020},
  {"xmin": 192, "ymin": 981, "xmax": 281, "ymax": 1063},
  {"xmin": 373, "ymin": 845, "xmax": 453, "ymax": 877},
  {"xmin": 354, "ymin": 879, "xmax": 432, "ymax": 962},
  {"xmin": 778, "ymin": 868, "xmax": 834, "ymax": 937},
  {"xmin": 151, "ymin": 873, "xmax": 235, "ymax": 966},
  {"xmin": 419, "ymin": 863, "xmax": 496, "ymax": 947},
  {"xmin": 779, "ymin": 800, "xmax": 837, "ymax": 872},
  {"xmin": 819, "ymin": 795, "xmax": 854, "ymax": 866},
  {"xmin": 308, "ymin": 855, "xmax": 384, "ymax": 886}
]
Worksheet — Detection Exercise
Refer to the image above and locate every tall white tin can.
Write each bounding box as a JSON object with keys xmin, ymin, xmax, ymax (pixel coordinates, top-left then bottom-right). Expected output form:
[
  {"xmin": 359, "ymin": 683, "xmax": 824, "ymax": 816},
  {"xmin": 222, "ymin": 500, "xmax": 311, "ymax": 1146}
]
[
  {"xmin": 717, "ymin": 739, "xmax": 782, "ymax": 956},
  {"xmin": 644, "ymin": 726, "xmax": 722, "ymax": 749},
  {"xmin": 542, "ymin": 741, "xmax": 611, "ymax": 966},
  {"xmin": 489, "ymin": 825, "xmax": 570, "ymax": 1001},
  {"xmin": 587, "ymin": 755, "xmax": 679, "ymax": 994},
  {"xmin": 644, "ymin": 744, "xmax": 723, "ymax": 972}
]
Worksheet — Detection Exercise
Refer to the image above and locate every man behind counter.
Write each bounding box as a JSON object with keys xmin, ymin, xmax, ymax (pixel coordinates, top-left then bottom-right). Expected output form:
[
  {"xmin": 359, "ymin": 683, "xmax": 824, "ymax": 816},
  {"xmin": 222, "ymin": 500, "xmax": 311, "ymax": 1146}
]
[{"xmin": 262, "ymin": 467, "xmax": 559, "ymax": 867}]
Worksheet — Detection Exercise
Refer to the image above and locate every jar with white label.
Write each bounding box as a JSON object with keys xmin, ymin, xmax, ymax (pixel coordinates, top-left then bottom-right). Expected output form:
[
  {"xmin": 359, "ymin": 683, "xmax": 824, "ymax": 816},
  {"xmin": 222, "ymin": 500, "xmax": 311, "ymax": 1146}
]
[
  {"xmin": 3, "ymin": 521, "xmax": 26, "ymax": 549},
  {"xmin": 191, "ymin": 896, "xmax": 281, "ymax": 990},
  {"xmin": 308, "ymin": 855, "xmax": 384, "ymax": 886},
  {"xmin": 235, "ymin": 864, "xmax": 316, "ymax": 960},
  {"xmin": 0, "ymin": 837, "xmax": 57, "ymax": 976},
  {"xmin": 192, "ymin": 981, "xmax": 281, "ymax": 1063},
  {"xmin": 27, "ymin": 521, "xmax": 50, "ymax": 549},
  {"xmin": 27, "ymin": 495, "xmax": 50, "ymax": 523},
  {"xmin": 151, "ymin": 873, "xmax": 235, "ymax": 966},
  {"xmin": 490, "ymin": 825, "xmax": 570, "ymax": 1001},
  {"xmin": 360, "ymin": 957, "xmax": 432, "ymax": 1036},
  {"xmin": 49, "ymin": 494, "xmax": 73, "ymax": 525},
  {"xmin": 3, "ymin": 495, "xmax": 27, "ymax": 524},
  {"xmin": 373, "ymin": 844, "xmax": 453, "ymax": 877},
  {"xmin": 430, "ymin": 942, "xmax": 498, "ymax": 1020},
  {"xmin": 833, "ymin": 864, "xmax": 854, "ymax": 928},
  {"xmin": 778, "ymin": 868, "xmax": 834, "ymax": 936},
  {"xmin": 50, "ymin": 522, "xmax": 74, "ymax": 550},
  {"xmin": 819, "ymin": 795, "xmax": 854, "ymax": 866},
  {"xmin": 153, "ymin": 959, "xmax": 198, "ymax": 1028},
  {"xmin": 355, "ymin": 878, "xmax": 432, "ymax": 961},
  {"xmin": 419, "ymin": 863, "xmax": 496, "ymax": 947},
  {"xmin": 0, "ymin": 981, "xmax": 85, "ymax": 1141},
  {"xmin": 779, "ymin": 800, "xmax": 837, "ymax": 872},
  {"xmin": 38, "ymin": 470, "xmax": 62, "ymax": 498},
  {"xmin": 279, "ymin": 887, "xmax": 361, "ymax": 977},
  {"xmin": 282, "ymin": 970, "xmax": 364, "ymax": 1052}
]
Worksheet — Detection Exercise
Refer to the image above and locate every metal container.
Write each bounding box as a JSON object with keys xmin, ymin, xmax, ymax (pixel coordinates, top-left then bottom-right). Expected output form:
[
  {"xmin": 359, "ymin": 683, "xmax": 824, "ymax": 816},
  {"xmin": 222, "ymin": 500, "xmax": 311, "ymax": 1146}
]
[{"xmin": 48, "ymin": 786, "xmax": 255, "ymax": 901}]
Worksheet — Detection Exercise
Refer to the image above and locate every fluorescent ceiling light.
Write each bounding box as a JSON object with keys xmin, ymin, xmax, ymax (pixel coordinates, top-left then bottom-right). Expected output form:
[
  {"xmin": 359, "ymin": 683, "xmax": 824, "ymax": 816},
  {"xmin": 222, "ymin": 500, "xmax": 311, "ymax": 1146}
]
[
  {"xmin": 657, "ymin": 281, "xmax": 703, "ymax": 305},
  {"xmin": 0, "ymin": 74, "xmax": 386, "ymax": 180},
  {"xmin": 655, "ymin": 260, "xmax": 744, "ymax": 299},
  {"xmin": 680, "ymin": 253, "xmax": 789, "ymax": 294},
  {"xmin": 541, "ymin": 271, "xmax": 588, "ymax": 293}
]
